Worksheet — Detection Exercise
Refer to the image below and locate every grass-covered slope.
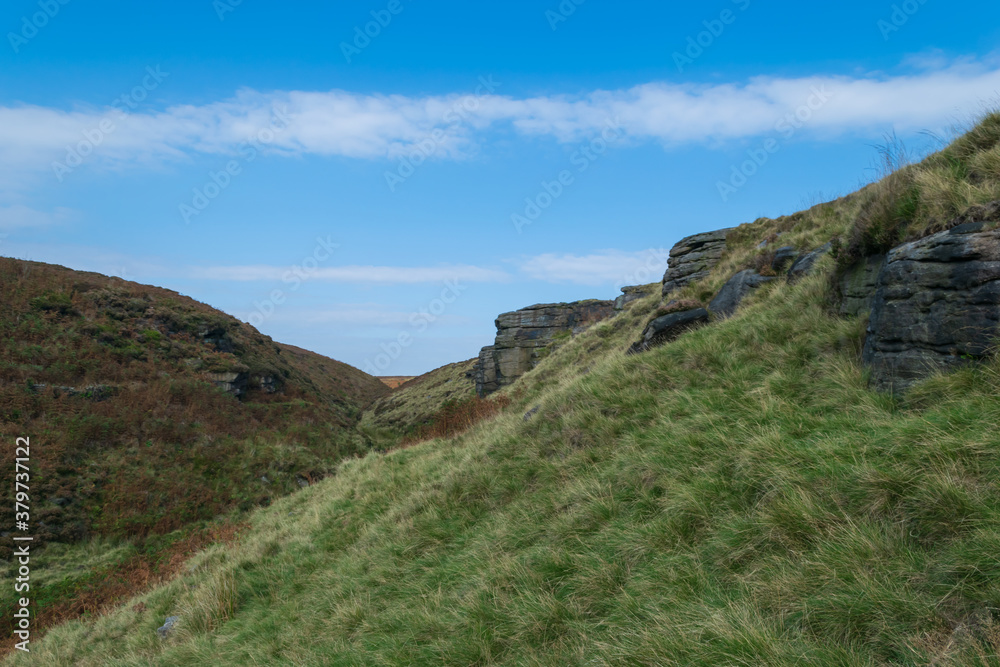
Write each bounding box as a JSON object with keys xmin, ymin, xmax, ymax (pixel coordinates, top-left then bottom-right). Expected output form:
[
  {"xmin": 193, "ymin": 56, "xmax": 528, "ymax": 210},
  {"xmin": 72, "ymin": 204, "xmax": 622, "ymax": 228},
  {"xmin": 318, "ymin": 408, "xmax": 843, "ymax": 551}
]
[
  {"xmin": 11, "ymin": 116, "xmax": 1000, "ymax": 665},
  {"xmin": 14, "ymin": 256, "xmax": 1000, "ymax": 663},
  {"xmin": 360, "ymin": 358, "xmax": 477, "ymax": 437}
]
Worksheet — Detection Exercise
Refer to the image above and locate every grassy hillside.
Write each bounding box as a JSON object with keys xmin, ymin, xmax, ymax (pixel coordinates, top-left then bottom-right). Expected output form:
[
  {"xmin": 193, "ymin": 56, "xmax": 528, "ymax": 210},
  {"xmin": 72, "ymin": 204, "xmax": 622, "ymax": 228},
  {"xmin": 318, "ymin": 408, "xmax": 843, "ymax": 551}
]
[
  {"xmin": 360, "ymin": 358, "xmax": 478, "ymax": 437},
  {"xmin": 0, "ymin": 258, "xmax": 387, "ymax": 649},
  {"xmin": 9, "ymin": 115, "xmax": 1000, "ymax": 665}
]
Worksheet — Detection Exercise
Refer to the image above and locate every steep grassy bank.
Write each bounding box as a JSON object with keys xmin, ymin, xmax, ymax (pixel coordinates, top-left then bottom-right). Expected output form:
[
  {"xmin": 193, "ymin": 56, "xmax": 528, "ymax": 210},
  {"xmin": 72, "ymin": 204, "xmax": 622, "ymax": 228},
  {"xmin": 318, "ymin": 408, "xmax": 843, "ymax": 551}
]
[{"xmin": 12, "ymin": 254, "xmax": 1000, "ymax": 664}]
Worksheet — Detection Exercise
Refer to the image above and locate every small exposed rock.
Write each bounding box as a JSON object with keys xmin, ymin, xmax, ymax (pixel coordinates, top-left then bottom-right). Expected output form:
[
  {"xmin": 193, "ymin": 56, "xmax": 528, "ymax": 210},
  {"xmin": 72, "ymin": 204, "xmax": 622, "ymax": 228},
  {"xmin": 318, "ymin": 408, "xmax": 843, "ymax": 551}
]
[
  {"xmin": 523, "ymin": 405, "xmax": 540, "ymax": 422},
  {"xmin": 614, "ymin": 285, "xmax": 656, "ymax": 311},
  {"xmin": 157, "ymin": 616, "xmax": 180, "ymax": 640}
]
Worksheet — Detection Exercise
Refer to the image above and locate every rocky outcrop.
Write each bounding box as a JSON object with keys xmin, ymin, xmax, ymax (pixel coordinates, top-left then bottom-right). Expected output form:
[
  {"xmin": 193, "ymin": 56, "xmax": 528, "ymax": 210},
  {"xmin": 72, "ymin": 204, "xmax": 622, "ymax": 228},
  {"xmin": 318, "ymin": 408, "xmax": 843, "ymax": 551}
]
[
  {"xmin": 662, "ymin": 228, "xmax": 733, "ymax": 297},
  {"xmin": 473, "ymin": 300, "xmax": 615, "ymax": 396},
  {"xmin": 205, "ymin": 371, "xmax": 279, "ymax": 398},
  {"xmin": 627, "ymin": 307, "xmax": 710, "ymax": 355},
  {"xmin": 29, "ymin": 383, "xmax": 116, "ymax": 401},
  {"xmin": 862, "ymin": 222, "xmax": 1000, "ymax": 393},
  {"xmin": 839, "ymin": 254, "xmax": 886, "ymax": 317},
  {"xmin": 614, "ymin": 285, "xmax": 657, "ymax": 311},
  {"xmin": 474, "ymin": 346, "xmax": 500, "ymax": 396},
  {"xmin": 708, "ymin": 270, "xmax": 774, "ymax": 318}
]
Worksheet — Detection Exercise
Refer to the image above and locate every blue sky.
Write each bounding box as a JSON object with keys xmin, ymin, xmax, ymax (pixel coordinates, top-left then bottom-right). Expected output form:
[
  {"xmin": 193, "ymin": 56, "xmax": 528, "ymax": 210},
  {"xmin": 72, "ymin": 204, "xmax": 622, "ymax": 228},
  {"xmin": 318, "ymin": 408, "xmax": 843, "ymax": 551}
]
[{"xmin": 2, "ymin": 0, "xmax": 1000, "ymax": 375}]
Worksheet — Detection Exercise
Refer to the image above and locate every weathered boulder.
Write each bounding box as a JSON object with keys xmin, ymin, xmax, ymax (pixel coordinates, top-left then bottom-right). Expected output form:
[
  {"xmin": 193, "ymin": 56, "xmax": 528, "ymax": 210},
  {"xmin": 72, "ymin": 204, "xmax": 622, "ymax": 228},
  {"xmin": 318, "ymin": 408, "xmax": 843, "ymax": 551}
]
[
  {"xmin": 708, "ymin": 270, "xmax": 774, "ymax": 318},
  {"xmin": 787, "ymin": 242, "xmax": 833, "ymax": 283},
  {"xmin": 473, "ymin": 300, "xmax": 615, "ymax": 396},
  {"xmin": 662, "ymin": 228, "xmax": 733, "ymax": 297},
  {"xmin": 627, "ymin": 308, "xmax": 710, "ymax": 355},
  {"xmin": 862, "ymin": 221, "xmax": 1000, "ymax": 393},
  {"xmin": 838, "ymin": 254, "xmax": 885, "ymax": 317}
]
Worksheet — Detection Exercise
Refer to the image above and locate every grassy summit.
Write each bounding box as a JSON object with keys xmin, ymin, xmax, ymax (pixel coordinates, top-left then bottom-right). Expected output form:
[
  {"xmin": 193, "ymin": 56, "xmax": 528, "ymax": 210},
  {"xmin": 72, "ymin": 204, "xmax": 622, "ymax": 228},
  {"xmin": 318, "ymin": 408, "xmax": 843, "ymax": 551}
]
[{"xmin": 7, "ymin": 115, "xmax": 1000, "ymax": 665}]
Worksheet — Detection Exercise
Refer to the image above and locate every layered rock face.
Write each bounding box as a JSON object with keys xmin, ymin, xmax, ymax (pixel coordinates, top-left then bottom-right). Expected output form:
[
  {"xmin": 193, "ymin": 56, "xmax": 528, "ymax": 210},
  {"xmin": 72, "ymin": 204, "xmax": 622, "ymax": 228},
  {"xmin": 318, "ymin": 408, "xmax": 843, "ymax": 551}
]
[
  {"xmin": 473, "ymin": 300, "xmax": 615, "ymax": 396},
  {"xmin": 662, "ymin": 228, "xmax": 732, "ymax": 296},
  {"xmin": 862, "ymin": 222, "xmax": 1000, "ymax": 393}
]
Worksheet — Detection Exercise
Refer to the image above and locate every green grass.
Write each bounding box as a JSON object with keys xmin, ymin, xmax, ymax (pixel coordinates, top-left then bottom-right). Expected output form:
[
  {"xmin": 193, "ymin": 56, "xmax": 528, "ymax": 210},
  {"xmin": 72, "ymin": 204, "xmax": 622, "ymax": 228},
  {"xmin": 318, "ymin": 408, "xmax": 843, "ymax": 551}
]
[
  {"xmin": 11, "ymin": 260, "xmax": 1000, "ymax": 665},
  {"xmin": 360, "ymin": 358, "xmax": 478, "ymax": 439},
  {"xmin": 843, "ymin": 111, "xmax": 1000, "ymax": 263}
]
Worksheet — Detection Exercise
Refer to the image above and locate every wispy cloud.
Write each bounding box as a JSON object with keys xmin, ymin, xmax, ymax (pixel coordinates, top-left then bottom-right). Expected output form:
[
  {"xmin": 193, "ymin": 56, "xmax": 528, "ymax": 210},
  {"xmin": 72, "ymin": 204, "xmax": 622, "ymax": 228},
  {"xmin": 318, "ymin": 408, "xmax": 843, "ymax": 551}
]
[
  {"xmin": 300, "ymin": 308, "xmax": 468, "ymax": 326},
  {"xmin": 3, "ymin": 58, "xmax": 999, "ymax": 183},
  {"xmin": 517, "ymin": 249, "xmax": 668, "ymax": 287},
  {"xmin": 0, "ymin": 205, "xmax": 79, "ymax": 230},
  {"xmin": 191, "ymin": 263, "xmax": 510, "ymax": 284}
]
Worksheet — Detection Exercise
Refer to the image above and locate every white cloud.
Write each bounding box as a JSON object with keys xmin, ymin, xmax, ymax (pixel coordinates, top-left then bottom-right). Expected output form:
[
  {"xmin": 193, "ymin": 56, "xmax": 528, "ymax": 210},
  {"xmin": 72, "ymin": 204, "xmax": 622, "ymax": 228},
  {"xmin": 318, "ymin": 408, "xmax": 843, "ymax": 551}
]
[
  {"xmin": 191, "ymin": 263, "xmax": 510, "ymax": 284},
  {"xmin": 2, "ymin": 58, "xmax": 999, "ymax": 182},
  {"xmin": 518, "ymin": 249, "xmax": 669, "ymax": 287},
  {"xmin": 0, "ymin": 205, "xmax": 78, "ymax": 230}
]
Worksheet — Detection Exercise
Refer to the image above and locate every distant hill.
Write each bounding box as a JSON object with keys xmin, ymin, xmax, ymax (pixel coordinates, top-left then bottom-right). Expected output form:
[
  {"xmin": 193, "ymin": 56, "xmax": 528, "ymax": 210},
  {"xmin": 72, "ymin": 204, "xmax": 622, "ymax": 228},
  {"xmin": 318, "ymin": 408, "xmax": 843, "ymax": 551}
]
[
  {"xmin": 0, "ymin": 257, "xmax": 387, "ymax": 548},
  {"xmin": 361, "ymin": 358, "xmax": 477, "ymax": 436}
]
